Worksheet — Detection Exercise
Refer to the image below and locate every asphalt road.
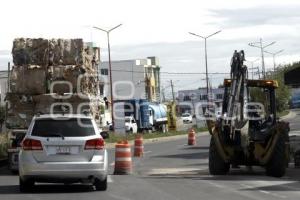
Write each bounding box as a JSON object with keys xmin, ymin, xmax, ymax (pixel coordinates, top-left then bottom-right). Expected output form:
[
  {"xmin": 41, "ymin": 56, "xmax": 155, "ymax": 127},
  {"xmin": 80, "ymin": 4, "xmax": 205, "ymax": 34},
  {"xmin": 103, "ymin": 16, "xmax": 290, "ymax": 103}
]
[
  {"xmin": 287, "ymin": 109, "xmax": 300, "ymax": 134},
  {"xmin": 0, "ymin": 110, "xmax": 300, "ymax": 200}
]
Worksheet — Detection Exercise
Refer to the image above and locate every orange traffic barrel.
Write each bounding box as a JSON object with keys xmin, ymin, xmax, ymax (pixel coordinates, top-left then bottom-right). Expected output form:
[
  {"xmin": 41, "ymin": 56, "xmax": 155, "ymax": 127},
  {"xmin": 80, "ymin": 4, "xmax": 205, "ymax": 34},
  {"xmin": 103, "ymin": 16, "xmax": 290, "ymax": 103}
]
[
  {"xmin": 114, "ymin": 140, "xmax": 132, "ymax": 175},
  {"xmin": 188, "ymin": 128, "xmax": 196, "ymax": 145},
  {"xmin": 134, "ymin": 134, "xmax": 144, "ymax": 157}
]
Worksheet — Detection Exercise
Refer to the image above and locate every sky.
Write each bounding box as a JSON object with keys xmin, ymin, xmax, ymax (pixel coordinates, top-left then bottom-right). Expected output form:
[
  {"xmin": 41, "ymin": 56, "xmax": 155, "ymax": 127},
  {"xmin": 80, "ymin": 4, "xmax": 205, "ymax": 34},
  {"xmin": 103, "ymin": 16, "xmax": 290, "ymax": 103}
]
[{"xmin": 1, "ymin": 0, "xmax": 300, "ymax": 98}]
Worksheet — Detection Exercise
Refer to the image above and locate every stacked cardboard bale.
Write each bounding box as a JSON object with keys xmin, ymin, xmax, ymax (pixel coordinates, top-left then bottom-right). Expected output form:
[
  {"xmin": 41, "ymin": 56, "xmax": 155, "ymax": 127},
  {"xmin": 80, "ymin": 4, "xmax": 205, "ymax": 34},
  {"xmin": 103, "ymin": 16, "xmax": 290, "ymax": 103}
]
[{"xmin": 6, "ymin": 38, "xmax": 102, "ymax": 129}]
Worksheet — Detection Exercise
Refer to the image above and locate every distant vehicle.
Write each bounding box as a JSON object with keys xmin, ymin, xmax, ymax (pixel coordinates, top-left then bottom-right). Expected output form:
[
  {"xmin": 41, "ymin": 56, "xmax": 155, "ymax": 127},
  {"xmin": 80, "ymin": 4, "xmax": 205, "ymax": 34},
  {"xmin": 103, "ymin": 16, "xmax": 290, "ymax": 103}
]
[
  {"xmin": 19, "ymin": 114, "xmax": 108, "ymax": 192},
  {"xmin": 181, "ymin": 113, "xmax": 193, "ymax": 124},
  {"xmin": 7, "ymin": 129, "xmax": 27, "ymax": 173},
  {"xmin": 125, "ymin": 116, "xmax": 138, "ymax": 134},
  {"xmin": 114, "ymin": 99, "xmax": 168, "ymax": 133},
  {"xmin": 215, "ymin": 109, "xmax": 222, "ymax": 119},
  {"xmin": 149, "ymin": 103, "xmax": 168, "ymax": 132}
]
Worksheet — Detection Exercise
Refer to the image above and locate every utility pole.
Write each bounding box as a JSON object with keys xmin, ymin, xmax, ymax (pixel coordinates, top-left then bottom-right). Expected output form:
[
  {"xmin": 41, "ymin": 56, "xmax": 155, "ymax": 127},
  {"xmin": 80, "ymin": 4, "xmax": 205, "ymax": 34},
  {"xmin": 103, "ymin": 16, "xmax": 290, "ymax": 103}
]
[
  {"xmin": 188, "ymin": 30, "xmax": 221, "ymax": 105},
  {"xmin": 162, "ymin": 87, "xmax": 166, "ymax": 103},
  {"xmin": 170, "ymin": 80, "xmax": 175, "ymax": 102},
  {"xmin": 248, "ymin": 38, "xmax": 276, "ymax": 79},
  {"xmin": 264, "ymin": 49, "xmax": 284, "ymax": 72},
  {"xmin": 7, "ymin": 62, "xmax": 10, "ymax": 92},
  {"xmin": 93, "ymin": 24, "xmax": 122, "ymax": 130}
]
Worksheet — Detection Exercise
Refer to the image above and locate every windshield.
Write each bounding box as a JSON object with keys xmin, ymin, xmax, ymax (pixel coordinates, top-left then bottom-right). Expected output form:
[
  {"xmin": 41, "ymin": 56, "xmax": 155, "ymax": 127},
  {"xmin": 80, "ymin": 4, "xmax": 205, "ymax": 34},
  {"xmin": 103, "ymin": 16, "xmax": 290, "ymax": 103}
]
[
  {"xmin": 125, "ymin": 118, "xmax": 131, "ymax": 123},
  {"xmin": 182, "ymin": 113, "xmax": 190, "ymax": 117},
  {"xmin": 31, "ymin": 118, "xmax": 96, "ymax": 137}
]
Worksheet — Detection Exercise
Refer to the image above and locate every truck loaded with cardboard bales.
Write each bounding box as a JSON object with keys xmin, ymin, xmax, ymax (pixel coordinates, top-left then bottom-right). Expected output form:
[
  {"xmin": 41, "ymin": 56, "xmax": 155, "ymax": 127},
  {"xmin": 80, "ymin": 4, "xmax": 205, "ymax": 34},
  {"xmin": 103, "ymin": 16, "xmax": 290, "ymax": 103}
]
[{"xmin": 5, "ymin": 38, "xmax": 105, "ymax": 172}]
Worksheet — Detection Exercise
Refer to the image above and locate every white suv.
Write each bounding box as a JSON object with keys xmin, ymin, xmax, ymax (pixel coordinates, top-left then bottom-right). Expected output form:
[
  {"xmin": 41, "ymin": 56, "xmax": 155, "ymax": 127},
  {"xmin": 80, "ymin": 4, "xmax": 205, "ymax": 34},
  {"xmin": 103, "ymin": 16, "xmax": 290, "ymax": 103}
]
[
  {"xmin": 19, "ymin": 114, "xmax": 108, "ymax": 192},
  {"xmin": 181, "ymin": 113, "xmax": 193, "ymax": 124}
]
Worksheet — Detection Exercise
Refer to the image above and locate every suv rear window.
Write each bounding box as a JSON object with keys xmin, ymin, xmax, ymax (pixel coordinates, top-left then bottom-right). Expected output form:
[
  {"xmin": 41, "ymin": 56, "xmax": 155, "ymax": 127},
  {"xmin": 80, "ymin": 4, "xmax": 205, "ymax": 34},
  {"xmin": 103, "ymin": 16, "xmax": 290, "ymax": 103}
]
[{"xmin": 31, "ymin": 118, "xmax": 96, "ymax": 137}]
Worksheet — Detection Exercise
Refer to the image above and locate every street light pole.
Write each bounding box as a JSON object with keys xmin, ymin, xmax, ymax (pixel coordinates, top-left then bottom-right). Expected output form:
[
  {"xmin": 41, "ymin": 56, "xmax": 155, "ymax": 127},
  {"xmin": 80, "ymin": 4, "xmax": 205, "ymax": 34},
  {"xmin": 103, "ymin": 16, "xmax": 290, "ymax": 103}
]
[
  {"xmin": 204, "ymin": 38, "xmax": 209, "ymax": 102},
  {"xmin": 170, "ymin": 80, "xmax": 175, "ymax": 102},
  {"xmin": 248, "ymin": 38, "xmax": 276, "ymax": 79},
  {"xmin": 188, "ymin": 30, "xmax": 221, "ymax": 107},
  {"xmin": 93, "ymin": 24, "xmax": 122, "ymax": 130},
  {"xmin": 264, "ymin": 49, "xmax": 284, "ymax": 72}
]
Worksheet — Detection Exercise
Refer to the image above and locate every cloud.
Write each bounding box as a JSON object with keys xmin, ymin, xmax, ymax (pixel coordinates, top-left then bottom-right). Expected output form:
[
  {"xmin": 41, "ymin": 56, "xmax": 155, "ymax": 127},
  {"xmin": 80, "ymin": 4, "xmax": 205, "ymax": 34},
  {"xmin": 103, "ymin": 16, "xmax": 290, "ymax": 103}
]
[
  {"xmin": 0, "ymin": 50, "xmax": 10, "ymax": 56},
  {"xmin": 209, "ymin": 4, "xmax": 300, "ymax": 28}
]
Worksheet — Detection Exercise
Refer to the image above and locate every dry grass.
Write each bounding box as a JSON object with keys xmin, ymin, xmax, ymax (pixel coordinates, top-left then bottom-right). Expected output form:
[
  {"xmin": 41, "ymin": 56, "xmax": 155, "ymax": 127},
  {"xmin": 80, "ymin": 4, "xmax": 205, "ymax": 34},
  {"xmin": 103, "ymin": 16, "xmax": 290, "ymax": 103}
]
[{"xmin": 105, "ymin": 127, "xmax": 208, "ymax": 143}]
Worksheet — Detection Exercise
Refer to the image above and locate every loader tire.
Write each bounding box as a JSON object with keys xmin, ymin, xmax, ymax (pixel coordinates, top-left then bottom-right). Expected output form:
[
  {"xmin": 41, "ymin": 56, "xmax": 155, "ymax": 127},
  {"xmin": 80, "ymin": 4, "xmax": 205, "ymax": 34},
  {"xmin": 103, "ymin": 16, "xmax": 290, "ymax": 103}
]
[
  {"xmin": 209, "ymin": 137, "xmax": 230, "ymax": 175},
  {"xmin": 266, "ymin": 134, "xmax": 287, "ymax": 177}
]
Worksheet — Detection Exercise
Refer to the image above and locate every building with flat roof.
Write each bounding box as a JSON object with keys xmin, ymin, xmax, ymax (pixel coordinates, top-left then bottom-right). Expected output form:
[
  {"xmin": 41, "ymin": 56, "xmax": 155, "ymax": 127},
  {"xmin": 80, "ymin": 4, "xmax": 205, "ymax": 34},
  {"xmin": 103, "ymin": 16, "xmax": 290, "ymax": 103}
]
[
  {"xmin": 99, "ymin": 56, "xmax": 161, "ymax": 102},
  {"xmin": 0, "ymin": 70, "xmax": 8, "ymax": 106}
]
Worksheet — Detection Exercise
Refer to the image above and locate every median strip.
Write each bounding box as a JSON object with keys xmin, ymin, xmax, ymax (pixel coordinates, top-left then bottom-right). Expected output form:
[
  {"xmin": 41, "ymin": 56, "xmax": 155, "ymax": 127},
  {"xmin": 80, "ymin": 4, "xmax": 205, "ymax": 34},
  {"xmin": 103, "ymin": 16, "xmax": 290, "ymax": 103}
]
[{"xmin": 105, "ymin": 129, "xmax": 209, "ymax": 149}]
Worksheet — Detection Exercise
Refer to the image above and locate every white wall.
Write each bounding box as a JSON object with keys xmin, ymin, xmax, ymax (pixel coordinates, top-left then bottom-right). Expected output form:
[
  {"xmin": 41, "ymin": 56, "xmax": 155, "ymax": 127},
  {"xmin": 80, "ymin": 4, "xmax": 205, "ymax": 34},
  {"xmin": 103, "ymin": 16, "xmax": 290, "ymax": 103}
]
[{"xmin": 100, "ymin": 60, "xmax": 146, "ymax": 100}]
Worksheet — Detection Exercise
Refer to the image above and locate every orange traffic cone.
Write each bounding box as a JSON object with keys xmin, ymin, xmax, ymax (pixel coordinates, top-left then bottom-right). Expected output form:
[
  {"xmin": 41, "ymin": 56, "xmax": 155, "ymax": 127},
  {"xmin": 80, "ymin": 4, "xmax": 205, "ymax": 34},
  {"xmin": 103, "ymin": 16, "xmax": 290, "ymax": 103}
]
[
  {"xmin": 188, "ymin": 128, "xmax": 196, "ymax": 145},
  {"xmin": 134, "ymin": 134, "xmax": 144, "ymax": 157},
  {"xmin": 114, "ymin": 140, "xmax": 132, "ymax": 175}
]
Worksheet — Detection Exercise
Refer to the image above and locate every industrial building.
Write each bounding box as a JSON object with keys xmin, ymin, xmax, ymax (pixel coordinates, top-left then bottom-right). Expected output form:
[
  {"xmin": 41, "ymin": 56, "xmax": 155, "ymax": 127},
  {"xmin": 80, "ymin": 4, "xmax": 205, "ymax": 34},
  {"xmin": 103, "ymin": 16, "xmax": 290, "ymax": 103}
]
[
  {"xmin": 99, "ymin": 56, "xmax": 161, "ymax": 102},
  {"xmin": 177, "ymin": 87, "xmax": 224, "ymax": 115}
]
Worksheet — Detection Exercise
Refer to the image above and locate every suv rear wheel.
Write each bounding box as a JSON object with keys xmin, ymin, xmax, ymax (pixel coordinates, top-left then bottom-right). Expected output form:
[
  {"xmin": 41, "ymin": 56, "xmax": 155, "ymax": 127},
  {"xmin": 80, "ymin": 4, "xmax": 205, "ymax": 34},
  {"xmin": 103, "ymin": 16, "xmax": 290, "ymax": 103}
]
[
  {"xmin": 94, "ymin": 177, "xmax": 107, "ymax": 191},
  {"xmin": 19, "ymin": 178, "xmax": 34, "ymax": 193}
]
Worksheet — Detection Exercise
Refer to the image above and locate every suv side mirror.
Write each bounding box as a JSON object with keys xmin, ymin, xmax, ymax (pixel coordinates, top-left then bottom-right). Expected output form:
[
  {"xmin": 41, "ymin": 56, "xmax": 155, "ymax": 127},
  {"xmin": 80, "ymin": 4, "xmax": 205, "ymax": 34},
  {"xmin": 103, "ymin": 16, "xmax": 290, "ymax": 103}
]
[{"xmin": 100, "ymin": 131, "xmax": 109, "ymax": 139}]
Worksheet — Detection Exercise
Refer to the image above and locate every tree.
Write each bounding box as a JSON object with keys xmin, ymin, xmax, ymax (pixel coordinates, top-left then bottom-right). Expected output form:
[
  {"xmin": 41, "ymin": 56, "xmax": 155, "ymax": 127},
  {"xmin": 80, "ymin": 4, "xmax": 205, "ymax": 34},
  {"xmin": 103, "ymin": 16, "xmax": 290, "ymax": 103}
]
[
  {"xmin": 250, "ymin": 64, "xmax": 292, "ymax": 113},
  {"xmin": 0, "ymin": 106, "xmax": 5, "ymax": 131},
  {"xmin": 265, "ymin": 63, "xmax": 293, "ymax": 112}
]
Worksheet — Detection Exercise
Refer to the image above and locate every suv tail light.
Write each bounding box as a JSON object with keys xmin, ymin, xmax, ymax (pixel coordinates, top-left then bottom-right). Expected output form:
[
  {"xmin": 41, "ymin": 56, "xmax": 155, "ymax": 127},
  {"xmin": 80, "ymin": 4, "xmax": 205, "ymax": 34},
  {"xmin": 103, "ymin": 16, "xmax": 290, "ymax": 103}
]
[
  {"xmin": 85, "ymin": 138, "xmax": 105, "ymax": 150},
  {"xmin": 22, "ymin": 139, "xmax": 43, "ymax": 151}
]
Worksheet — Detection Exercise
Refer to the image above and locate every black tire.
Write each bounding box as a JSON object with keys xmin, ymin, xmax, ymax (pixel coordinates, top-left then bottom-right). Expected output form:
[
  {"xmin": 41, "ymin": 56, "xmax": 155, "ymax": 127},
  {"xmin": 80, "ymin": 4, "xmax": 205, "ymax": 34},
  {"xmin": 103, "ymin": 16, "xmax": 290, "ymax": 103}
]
[
  {"xmin": 94, "ymin": 178, "xmax": 107, "ymax": 191},
  {"xmin": 266, "ymin": 134, "xmax": 287, "ymax": 177},
  {"xmin": 209, "ymin": 137, "xmax": 230, "ymax": 175},
  {"xmin": 19, "ymin": 177, "xmax": 34, "ymax": 193},
  {"xmin": 11, "ymin": 170, "xmax": 19, "ymax": 175},
  {"xmin": 295, "ymin": 151, "xmax": 300, "ymax": 168}
]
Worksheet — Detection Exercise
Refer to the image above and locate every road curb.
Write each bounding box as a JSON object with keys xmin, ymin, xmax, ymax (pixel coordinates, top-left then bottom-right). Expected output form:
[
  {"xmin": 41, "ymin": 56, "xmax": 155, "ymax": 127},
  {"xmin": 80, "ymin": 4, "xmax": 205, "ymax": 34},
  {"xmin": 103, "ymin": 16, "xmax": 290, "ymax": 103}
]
[
  {"xmin": 105, "ymin": 131, "xmax": 210, "ymax": 149},
  {"xmin": 281, "ymin": 110, "xmax": 296, "ymax": 120},
  {"xmin": 0, "ymin": 158, "xmax": 8, "ymax": 167}
]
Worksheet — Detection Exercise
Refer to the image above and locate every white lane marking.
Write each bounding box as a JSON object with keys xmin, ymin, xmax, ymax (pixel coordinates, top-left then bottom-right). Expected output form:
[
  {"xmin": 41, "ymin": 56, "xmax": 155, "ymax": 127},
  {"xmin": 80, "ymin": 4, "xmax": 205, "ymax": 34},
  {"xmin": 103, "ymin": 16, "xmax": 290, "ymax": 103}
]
[
  {"xmin": 259, "ymin": 190, "xmax": 270, "ymax": 194},
  {"xmin": 144, "ymin": 151, "xmax": 152, "ymax": 154},
  {"xmin": 259, "ymin": 190, "xmax": 287, "ymax": 199},
  {"xmin": 240, "ymin": 182, "xmax": 287, "ymax": 199},
  {"xmin": 240, "ymin": 183, "xmax": 252, "ymax": 189},
  {"xmin": 109, "ymin": 194, "xmax": 133, "ymax": 200},
  {"xmin": 107, "ymin": 175, "xmax": 113, "ymax": 183},
  {"xmin": 208, "ymin": 181, "xmax": 225, "ymax": 188},
  {"xmin": 146, "ymin": 167, "xmax": 204, "ymax": 175},
  {"xmin": 270, "ymin": 193, "xmax": 287, "ymax": 199}
]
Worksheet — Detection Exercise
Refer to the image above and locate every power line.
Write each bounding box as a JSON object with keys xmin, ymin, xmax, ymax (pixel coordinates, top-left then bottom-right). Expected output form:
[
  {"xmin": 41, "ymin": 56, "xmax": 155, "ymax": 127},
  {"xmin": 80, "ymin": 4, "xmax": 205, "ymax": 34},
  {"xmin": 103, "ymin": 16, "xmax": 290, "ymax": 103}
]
[{"xmin": 108, "ymin": 69, "xmax": 230, "ymax": 75}]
